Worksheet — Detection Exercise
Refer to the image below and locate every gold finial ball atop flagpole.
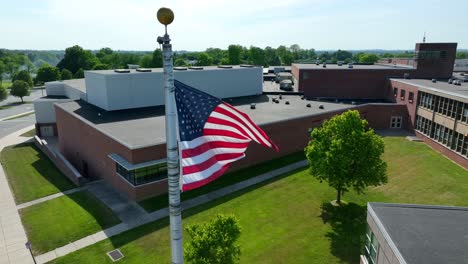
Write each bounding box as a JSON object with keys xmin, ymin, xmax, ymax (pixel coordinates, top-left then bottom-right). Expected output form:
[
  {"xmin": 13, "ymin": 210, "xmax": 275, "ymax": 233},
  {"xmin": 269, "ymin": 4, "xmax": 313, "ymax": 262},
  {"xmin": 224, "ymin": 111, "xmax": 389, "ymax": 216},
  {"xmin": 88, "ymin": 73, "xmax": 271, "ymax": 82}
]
[{"xmin": 157, "ymin": 7, "xmax": 174, "ymax": 25}]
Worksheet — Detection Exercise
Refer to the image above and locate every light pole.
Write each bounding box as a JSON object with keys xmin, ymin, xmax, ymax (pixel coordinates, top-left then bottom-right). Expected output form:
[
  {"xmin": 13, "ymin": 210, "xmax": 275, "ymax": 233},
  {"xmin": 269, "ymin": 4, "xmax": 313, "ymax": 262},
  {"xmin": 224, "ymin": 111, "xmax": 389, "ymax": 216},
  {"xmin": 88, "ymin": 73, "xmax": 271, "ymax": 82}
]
[
  {"xmin": 25, "ymin": 241, "xmax": 37, "ymax": 264},
  {"xmin": 156, "ymin": 7, "xmax": 184, "ymax": 264}
]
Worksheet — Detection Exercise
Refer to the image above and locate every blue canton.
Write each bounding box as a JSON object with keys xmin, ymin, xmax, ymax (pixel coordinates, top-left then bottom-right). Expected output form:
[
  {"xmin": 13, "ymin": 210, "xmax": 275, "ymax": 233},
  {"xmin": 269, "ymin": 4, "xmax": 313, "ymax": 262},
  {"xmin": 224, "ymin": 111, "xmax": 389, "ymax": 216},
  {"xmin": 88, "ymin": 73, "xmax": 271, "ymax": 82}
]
[{"xmin": 174, "ymin": 80, "xmax": 222, "ymax": 142}]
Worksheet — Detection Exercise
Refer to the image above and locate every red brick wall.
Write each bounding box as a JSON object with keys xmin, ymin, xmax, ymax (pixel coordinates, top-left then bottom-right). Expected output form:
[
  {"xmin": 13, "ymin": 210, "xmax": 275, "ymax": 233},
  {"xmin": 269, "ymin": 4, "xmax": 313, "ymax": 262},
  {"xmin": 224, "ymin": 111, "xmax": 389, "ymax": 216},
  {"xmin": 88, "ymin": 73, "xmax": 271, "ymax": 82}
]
[
  {"xmin": 415, "ymin": 131, "xmax": 468, "ymax": 169},
  {"xmin": 386, "ymin": 80, "xmax": 420, "ymax": 130},
  {"xmin": 297, "ymin": 69, "xmax": 415, "ymax": 99},
  {"xmin": 413, "ymin": 43, "xmax": 457, "ymax": 79}
]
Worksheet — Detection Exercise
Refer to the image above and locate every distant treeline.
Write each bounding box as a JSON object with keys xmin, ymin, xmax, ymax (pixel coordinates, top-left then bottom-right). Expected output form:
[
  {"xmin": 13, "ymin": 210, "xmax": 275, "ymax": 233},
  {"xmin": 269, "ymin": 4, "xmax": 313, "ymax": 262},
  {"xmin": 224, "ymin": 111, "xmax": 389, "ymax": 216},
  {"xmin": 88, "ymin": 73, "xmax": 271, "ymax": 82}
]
[{"xmin": 1, "ymin": 45, "xmax": 468, "ymax": 84}]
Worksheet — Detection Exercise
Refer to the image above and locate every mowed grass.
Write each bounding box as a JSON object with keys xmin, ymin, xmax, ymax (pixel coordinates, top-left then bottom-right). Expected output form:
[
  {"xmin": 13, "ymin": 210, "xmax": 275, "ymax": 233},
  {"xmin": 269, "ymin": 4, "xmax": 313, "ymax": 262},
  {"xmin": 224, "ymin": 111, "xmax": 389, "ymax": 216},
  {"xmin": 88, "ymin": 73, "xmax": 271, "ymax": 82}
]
[
  {"xmin": 0, "ymin": 143, "xmax": 75, "ymax": 204},
  {"xmin": 2, "ymin": 80, "xmax": 12, "ymax": 89},
  {"xmin": 49, "ymin": 137, "xmax": 468, "ymax": 264},
  {"xmin": 20, "ymin": 190, "xmax": 121, "ymax": 255},
  {"xmin": 139, "ymin": 151, "xmax": 306, "ymax": 212}
]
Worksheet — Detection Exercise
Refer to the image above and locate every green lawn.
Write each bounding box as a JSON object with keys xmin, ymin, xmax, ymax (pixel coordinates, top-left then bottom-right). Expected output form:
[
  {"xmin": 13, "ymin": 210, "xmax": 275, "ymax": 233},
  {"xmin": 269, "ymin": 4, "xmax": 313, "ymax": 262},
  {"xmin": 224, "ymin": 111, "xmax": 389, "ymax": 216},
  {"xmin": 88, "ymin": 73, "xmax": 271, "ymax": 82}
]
[
  {"xmin": 2, "ymin": 80, "xmax": 12, "ymax": 89},
  {"xmin": 20, "ymin": 190, "xmax": 121, "ymax": 255},
  {"xmin": 139, "ymin": 151, "xmax": 306, "ymax": 212},
  {"xmin": 20, "ymin": 128, "xmax": 36, "ymax": 137},
  {"xmin": 0, "ymin": 143, "xmax": 76, "ymax": 204},
  {"xmin": 49, "ymin": 137, "xmax": 468, "ymax": 264}
]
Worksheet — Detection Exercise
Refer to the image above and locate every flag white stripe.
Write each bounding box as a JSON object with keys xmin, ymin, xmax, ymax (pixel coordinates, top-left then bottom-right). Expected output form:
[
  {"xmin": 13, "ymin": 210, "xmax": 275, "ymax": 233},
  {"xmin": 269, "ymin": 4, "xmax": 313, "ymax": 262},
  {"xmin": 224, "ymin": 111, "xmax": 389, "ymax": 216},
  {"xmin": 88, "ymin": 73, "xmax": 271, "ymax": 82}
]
[
  {"xmin": 183, "ymin": 154, "xmax": 246, "ymax": 185},
  {"xmin": 218, "ymin": 104, "xmax": 272, "ymax": 147},
  {"xmin": 181, "ymin": 147, "xmax": 248, "ymax": 166},
  {"xmin": 180, "ymin": 136, "xmax": 250, "ymax": 150},
  {"xmin": 203, "ymin": 123, "xmax": 249, "ymax": 139}
]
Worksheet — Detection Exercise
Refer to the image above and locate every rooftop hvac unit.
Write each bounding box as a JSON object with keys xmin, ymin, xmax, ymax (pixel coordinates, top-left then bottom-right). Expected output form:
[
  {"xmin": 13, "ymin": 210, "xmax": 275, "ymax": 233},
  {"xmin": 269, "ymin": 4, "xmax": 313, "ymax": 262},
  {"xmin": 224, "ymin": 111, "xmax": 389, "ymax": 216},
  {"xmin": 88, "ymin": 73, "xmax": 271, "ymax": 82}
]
[
  {"xmin": 322, "ymin": 63, "xmax": 327, "ymax": 68},
  {"xmin": 250, "ymin": 103, "xmax": 256, "ymax": 109},
  {"xmin": 348, "ymin": 63, "xmax": 353, "ymax": 68},
  {"xmin": 432, "ymin": 79, "xmax": 437, "ymax": 83},
  {"xmin": 306, "ymin": 103, "xmax": 311, "ymax": 108},
  {"xmin": 319, "ymin": 104, "xmax": 324, "ymax": 109},
  {"xmin": 114, "ymin": 69, "xmax": 130, "ymax": 73},
  {"xmin": 448, "ymin": 79, "xmax": 453, "ymax": 84},
  {"xmin": 285, "ymin": 101, "xmax": 290, "ymax": 105},
  {"xmin": 136, "ymin": 68, "xmax": 152, "ymax": 72},
  {"xmin": 218, "ymin": 65, "xmax": 233, "ymax": 69}
]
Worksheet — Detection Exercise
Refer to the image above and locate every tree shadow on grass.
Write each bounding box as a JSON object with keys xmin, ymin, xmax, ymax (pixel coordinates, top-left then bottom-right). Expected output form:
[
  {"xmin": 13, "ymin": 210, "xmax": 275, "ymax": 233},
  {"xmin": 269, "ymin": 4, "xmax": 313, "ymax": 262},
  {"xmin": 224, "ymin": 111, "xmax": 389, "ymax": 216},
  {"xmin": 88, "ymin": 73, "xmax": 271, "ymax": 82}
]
[{"xmin": 319, "ymin": 202, "xmax": 367, "ymax": 264}]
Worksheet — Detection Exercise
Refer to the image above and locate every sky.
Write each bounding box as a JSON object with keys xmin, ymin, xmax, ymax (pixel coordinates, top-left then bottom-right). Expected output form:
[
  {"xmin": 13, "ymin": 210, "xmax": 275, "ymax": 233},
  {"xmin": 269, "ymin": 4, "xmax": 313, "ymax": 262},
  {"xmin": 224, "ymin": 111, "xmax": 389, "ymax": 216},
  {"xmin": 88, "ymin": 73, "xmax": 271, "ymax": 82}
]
[{"xmin": 1, "ymin": 0, "xmax": 467, "ymax": 51}]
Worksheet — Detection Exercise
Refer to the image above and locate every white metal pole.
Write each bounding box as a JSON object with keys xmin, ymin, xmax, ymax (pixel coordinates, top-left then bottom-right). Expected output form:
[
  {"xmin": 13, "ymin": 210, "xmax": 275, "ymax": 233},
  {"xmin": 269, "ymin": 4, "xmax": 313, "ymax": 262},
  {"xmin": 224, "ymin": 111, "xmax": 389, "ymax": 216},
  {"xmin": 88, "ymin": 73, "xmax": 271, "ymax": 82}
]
[{"xmin": 159, "ymin": 31, "xmax": 184, "ymax": 264}]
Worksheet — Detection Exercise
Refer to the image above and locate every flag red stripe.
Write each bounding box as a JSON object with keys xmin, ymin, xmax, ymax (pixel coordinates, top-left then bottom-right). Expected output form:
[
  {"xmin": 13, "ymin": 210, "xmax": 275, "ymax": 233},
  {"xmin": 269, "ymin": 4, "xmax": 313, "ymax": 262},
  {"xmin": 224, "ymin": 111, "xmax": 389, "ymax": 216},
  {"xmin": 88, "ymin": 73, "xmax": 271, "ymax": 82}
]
[
  {"xmin": 181, "ymin": 141, "xmax": 250, "ymax": 158},
  {"xmin": 223, "ymin": 103, "xmax": 279, "ymax": 150},
  {"xmin": 206, "ymin": 116, "xmax": 259, "ymax": 143},
  {"xmin": 182, "ymin": 164, "xmax": 231, "ymax": 192},
  {"xmin": 212, "ymin": 106, "xmax": 266, "ymax": 145},
  {"xmin": 203, "ymin": 128, "xmax": 250, "ymax": 140},
  {"xmin": 182, "ymin": 152, "xmax": 244, "ymax": 174}
]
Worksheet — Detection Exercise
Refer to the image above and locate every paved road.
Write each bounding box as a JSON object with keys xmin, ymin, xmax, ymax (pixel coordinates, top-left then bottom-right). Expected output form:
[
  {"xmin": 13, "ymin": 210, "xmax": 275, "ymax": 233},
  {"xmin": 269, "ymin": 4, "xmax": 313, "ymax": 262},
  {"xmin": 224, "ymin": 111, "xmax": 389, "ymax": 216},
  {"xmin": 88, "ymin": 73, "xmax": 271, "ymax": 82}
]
[{"xmin": 0, "ymin": 89, "xmax": 43, "ymax": 139}]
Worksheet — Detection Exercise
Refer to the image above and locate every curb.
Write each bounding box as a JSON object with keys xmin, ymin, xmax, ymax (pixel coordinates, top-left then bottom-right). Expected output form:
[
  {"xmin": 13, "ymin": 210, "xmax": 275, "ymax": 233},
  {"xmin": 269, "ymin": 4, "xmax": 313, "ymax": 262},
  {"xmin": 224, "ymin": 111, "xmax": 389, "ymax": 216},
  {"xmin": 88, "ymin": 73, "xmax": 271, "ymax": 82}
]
[{"xmin": 0, "ymin": 110, "xmax": 35, "ymax": 121}]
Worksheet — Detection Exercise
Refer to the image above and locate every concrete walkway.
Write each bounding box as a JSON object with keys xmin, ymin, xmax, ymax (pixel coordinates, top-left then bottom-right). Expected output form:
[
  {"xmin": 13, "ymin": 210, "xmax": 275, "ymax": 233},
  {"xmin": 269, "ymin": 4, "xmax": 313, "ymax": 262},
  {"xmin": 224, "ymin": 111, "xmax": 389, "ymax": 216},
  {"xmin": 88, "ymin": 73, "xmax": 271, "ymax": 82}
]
[
  {"xmin": 16, "ymin": 187, "xmax": 87, "ymax": 210},
  {"xmin": 0, "ymin": 125, "xmax": 36, "ymax": 264},
  {"xmin": 35, "ymin": 160, "xmax": 308, "ymax": 264}
]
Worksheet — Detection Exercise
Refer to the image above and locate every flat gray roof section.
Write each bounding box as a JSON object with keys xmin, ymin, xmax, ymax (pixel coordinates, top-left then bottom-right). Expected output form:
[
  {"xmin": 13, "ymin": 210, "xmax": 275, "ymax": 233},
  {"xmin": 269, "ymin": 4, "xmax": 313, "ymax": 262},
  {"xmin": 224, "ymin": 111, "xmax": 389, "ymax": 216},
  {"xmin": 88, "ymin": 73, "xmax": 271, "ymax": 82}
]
[
  {"xmin": 293, "ymin": 63, "xmax": 414, "ymax": 70},
  {"xmin": 391, "ymin": 78, "xmax": 468, "ymax": 101},
  {"xmin": 369, "ymin": 203, "xmax": 468, "ymax": 264},
  {"xmin": 55, "ymin": 95, "xmax": 353, "ymax": 149},
  {"xmin": 86, "ymin": 65, "xmax": 262, "ymax": 76},
  {"xmin": 61, "ymin": 79, "xmax": 86, "ymax": 93}
]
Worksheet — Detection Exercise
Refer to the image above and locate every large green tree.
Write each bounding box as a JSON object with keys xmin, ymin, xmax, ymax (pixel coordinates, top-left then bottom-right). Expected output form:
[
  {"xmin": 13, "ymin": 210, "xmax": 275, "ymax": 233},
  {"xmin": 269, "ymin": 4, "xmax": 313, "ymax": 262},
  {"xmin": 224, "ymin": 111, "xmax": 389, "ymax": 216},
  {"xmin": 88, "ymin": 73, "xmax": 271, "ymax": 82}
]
[
  {"xmin": 60, "ymin": 69, "xmax": 73, "ymax": 80},
  {"xmin": 56, "ymin": 45, "xmax": 97, "ymax": 74},
  {"xmin": 197, "ymin": 52, "xmax": 213, "ymax": 66},
  {"xmin": 0, "ymin": 84, "xmax": 7, "ymax": 102},
  {"xmin": 151, "ymin": 49, "xmax": 163, "ymax": 68},
  {"xmin": 228, "ymin": 45, "xmax": 242, "ymax": 65},
  {"xmin": 10, "ymin": 80, "xmax": 30, "ymax": 103},
  {"xmin": 249, "ymin": 46, "xmax": 265, "ymax": 66},
  {"xmin": 12, "ymin": 70, "xmax": 33, "ymax": 87},
  {"xmin": 185, "ymin": 214, "xmax": 241, "ymax": 264},
  {"xmin": 305, "ymin": 110, "xmax": 387, "ymax": 204},
  {"xmin": 35, "ymin": 64, "xmax": 60, "ymax": 84},
  {"xmin": 358, "ymin": 54, "xmax": 380, "ymax": 63}
]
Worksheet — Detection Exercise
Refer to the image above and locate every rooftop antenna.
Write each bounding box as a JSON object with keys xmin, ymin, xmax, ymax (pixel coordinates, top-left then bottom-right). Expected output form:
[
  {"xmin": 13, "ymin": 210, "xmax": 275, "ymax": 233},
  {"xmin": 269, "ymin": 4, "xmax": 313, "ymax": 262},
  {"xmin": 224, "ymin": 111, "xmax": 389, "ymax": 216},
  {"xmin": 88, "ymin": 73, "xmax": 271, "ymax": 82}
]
[{"xmin": 423, "ymin": 32, "xmax": 426, "ymax": 43}]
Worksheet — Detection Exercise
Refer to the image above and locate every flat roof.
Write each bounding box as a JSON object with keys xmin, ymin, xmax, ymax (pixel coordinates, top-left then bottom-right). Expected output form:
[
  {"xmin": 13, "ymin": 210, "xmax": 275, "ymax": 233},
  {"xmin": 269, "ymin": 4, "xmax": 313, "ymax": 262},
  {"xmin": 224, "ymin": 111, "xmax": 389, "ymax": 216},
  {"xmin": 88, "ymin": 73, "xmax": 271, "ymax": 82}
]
[
  {"xmin": 391, "ymin": 78, "xmax": 468, "ymax": 101},
  {"xmin": 293, "ymin": 63, "xmax": 414, "ymax": 70},
  {"xmin": 369, "ymin": 203, "xmax": 468, "ymax": 264},
  {"xmin": 55, "ymin": 95, "xmax": 353, "ymax": 149},
  {"xmin": 85, "ymin": 65, "xmax": 262, "ymax": 76},
  {"xmin": 61, "ymin": 79, "xmax": 86, "ymax": 92}
]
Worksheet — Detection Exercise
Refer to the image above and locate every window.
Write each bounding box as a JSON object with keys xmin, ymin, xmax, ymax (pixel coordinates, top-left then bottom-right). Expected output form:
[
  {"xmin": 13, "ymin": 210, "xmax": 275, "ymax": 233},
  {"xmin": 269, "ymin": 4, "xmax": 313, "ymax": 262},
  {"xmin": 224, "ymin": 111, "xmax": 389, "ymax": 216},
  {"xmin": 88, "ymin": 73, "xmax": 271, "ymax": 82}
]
[
  {"xmin": 400, "ymin": 89, "xmax": 406, "ymax": 100},
  {"xmin": 393, "ymin": 88, "xmax": 398, "ymax": 97},
  {"xmin": 116, "ymin": 162, "xmax": 167, "ymax": 186},
  {"xmin": 390, "ymin": 116, "xmax": 402, "ymax": 128},
  {"xmin": 364, "ymin": 226, "xmax": 379, "ymax": 264},
  {"xmin": 409, "ymin": 92, "xmax": 414, "ymax": 103}
]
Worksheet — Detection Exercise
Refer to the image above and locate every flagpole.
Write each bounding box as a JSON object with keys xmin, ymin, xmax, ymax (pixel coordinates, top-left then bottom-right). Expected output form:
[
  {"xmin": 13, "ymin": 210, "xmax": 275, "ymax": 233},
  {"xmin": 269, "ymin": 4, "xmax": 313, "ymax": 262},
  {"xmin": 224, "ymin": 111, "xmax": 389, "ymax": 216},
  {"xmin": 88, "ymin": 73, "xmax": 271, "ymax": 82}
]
[{"xmin": 157, "ymin": 8, "xmax": 184, "ymax": 264}]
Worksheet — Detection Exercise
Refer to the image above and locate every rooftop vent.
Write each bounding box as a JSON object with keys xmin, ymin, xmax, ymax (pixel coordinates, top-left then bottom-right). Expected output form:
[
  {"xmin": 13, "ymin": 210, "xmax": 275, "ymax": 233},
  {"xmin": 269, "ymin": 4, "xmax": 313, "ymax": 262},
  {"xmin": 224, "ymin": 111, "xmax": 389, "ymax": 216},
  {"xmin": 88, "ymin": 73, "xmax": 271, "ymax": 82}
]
[
  {"xmin": 322, "ymin": 63, "xmax": 327, "ymax": 68},
  {"xmin": 285, "ymin": 101, "xmax": 290, "ymax": 105},
  {"xmin": 279, "ymin": 94, "xmax": 282, "ymax": 100},
  {"xmin": 319, "ymin": 104, "xmax": 324, "ymax": 109},
  {"xmin": 454, "ymin": 80, "xmax": 461, "ymax": 86},
  {"xmin": 404, "ymin": 73, "xmax": 410, "ymax": 79},
  {"xmin": 306, "ymin": 103, "xmax": 311, "ymax": 108},
  {"xmin": 114, "ymin": 69, "xmax": 130, "ymax": 73},
  {"xmin": 174, "ymin": 67, "xmax": 188, "ymax": 71},
  {"xmin": 275, "ymin": 100, "xmax": 280, "ymax": 104},
  {"xmin": 107, "ymin": 249, "xmax": 124, "ymax": 262},
  {"xmin": 136, "ymin": 68, "xmax": 152, "ymax": 72},
  {"xmin": 448, "ymin": 79, "xmax": 453, "ymax": 84},
  {"xmin": 348, "ymin": 63, "xmax": 354, "ymax": 68},
  {"xmin": 240, "ymin": 64, "xmax": 254, "ymax": 68},
  {"xmin": 189, "ymin": 66, "xmax": 203, "ymax": 70},
  {"xmin": 432, "ymin": 79, "xmax": 437, "ymax": 83},
  {"xmin": 250, "ymin": 103, "xmax": 256, "ymax": 109},
  {"xmin": 338, "ymin": 61, "xmax": 343, "ymax": 66},
  {"xmin": 301, "ymin": 96, "xmax": 305, "ymax": 100},
  {"xmin": 218, "ymin": 65, "xmax": 233, "ymax": 69}
]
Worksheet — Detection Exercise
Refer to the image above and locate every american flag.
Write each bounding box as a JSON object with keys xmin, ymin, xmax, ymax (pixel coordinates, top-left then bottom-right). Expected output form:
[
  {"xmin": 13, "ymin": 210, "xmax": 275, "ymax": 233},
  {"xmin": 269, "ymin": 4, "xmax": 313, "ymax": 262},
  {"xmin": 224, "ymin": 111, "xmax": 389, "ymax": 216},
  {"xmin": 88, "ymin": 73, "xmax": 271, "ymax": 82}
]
[{"xmin": 174, "ymin": 80, "xmax": 279, "ymax": 191}]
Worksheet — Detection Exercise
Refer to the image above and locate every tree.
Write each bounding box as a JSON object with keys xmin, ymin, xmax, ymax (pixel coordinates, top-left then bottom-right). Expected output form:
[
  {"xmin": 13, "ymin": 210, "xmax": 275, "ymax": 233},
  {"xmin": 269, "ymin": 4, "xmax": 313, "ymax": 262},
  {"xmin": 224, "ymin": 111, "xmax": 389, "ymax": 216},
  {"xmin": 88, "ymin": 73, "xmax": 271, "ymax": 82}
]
[
  {"xmin": 12, "ymin": 70, "xmax": 33, "ymax": 87},
  {"xmin": 197, "ymin": 52, "xmax": 213, "ymax": 66},
  {"xmin": 185, "ymin": 214, "xmax": 241, "ymax": 264},
  {"xmin": 35, "ymin": 64, "xmax": 60, "ymax": 84},
  {"xmin": 151, "ymin": 49, "xmax": 163, "ymax": 68},
  {"xmin": 228, "ymin": 45, "xmax": 242, "ymax": 65},
  {"xmin": 57, "ymin": 45, "xmax": 98, "ymax": 74},
  {"xmin": 61, "ymin": 69, "xmax": 73, "ymax": 80},
  {"xmin": 358, "ymin": 54, "xmax": 379, "ymax": 64},
  {"xmin": 249, "ymin": 46, "xmax": 265, "ymax": 66},
  {"xmin": 93, "ymin": 63, "xmax": 110, "ymax": 70},
  {"xmin": 0, "ymin": 85, "xmax": 7, "ymax": 102},
  {"xmin": 174, "ymin": 58, "xmax": 188, "ymax": 67},
  {"xmin": 305, "ymin": 110, "xmax": 387, "ymax": 204},
  {"xmin": 74, "ymin": 68, "xmax": 84, "ymax": 78},
  {"xmin": 10, "ymin": 80, "xmax": 30, "ymax": 103}
]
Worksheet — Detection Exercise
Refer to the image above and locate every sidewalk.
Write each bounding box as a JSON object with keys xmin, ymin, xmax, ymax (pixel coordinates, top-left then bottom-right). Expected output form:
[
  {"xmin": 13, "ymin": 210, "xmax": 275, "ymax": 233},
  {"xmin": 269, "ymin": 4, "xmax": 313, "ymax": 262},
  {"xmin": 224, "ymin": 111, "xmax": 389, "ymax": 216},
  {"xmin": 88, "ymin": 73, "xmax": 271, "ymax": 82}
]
[
  {"xmin": 0, "ymin": 125, "xmax": 36, "ymax": 264},
  {"xmin": 35, "ymin": 160, "xmax": 308, "ymax": 264}
]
